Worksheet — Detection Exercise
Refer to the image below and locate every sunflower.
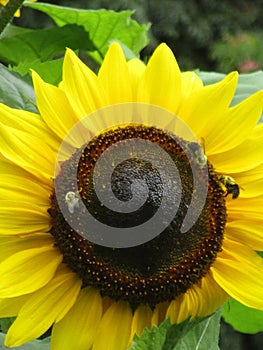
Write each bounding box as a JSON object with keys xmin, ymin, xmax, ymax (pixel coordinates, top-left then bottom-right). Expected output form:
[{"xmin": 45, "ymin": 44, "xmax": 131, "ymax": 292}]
[{"xmin": 0, "ymin": 42, "xmax": 263, "ymax": 350}]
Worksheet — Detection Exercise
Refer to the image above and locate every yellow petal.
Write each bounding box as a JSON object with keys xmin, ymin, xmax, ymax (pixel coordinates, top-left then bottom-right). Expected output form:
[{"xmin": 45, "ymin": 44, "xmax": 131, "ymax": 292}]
[
  {"xmin": 0, "ymin": 123, "xmax": 55, "ymax": 182},
  {"xmin": 102, "ymin": 296, "xmax": 114, "ymax": 314},
  {"xmin": 238, "ymin": 177, "xmax": 263, "ymax": 198},
  {"xmin": 0, "ymin": 174, "xmax": 50, "ymax": 206},
  {"xmin": 60, "ymin": 48, "xmax": 105, "ymax": 117},
  {"xmin": 151, "ymin": 301, "xmax": 169, "ymax": 326},
  {"xmin": 0, "ymin": 200, "xmax": 51, "ymax": 235},
  {"xmin": 208, "ymin": 123, "xmax": 263, "ymax": 173},
  {"xmin": 0, "ymin": 103, "xmax": 40, "ymax": 132},
  {"xmin": 235, "ymin": 162, "xmax": 263, "ymax": 182},
  {"xmin": 0, "ymin": 157, "xmax": 52, "ymax": 192},
  {"xmin": 129, "ymin": 304, "xmax": 152, "ymax": 344},
  {"xmin": 225, "ymin": 220, "xmax": 263, "ymax": 251},
  {"xmin": 205, "ymin": 91, "xmax": 263, "ymax": 155},
  {"xmin": 137, "ymin": 43, "xmax": 182, "ymax": 112},
  {"xmin": 166, "ymin": 291, "xmax": 202, "ymax": 324},
  {"xmin": 32, "ymin": 71, "xmax": 80, "ymax": 141},
  {"xmin": 226, "ymin": 196, "xmax": 263, "ymax": 222},
  {"xmin": 0, "ymin": 295, "xmax": 30, "ymax": 318},
  {"xmin": 166, "ymin": 294, "xmax": 189, "ymax": 324},
  {"xmin": 181, "ymin": 71, "xmax": 203, "ymax": 100},
  {"xmin": 127, "ymin": 58, "xmax": 146, "ymax": 98},
  {"xmin": 51, "ymin": 287, "xmax": 103, "ymax": 350},
  {"xmin": 0, "ymin": 234, "xmax": 54, "ymax": 263},
  {"xmin": 92, "ymin": 301, "xmax": 133, "ymax": 350},
  {"xmin": 167, "ymin": 285, "xmax": 202, "ymax": 323},
  {"xmin": 0, "ymin": 103, "xmax": 60, "ymax": 152},
  {"xmin": 166, "ymin": 270, "xmax": 228, "ymax": 324},
  {"xmin": 0, "ymin": 246, "xmax": 62, "ymax": 298},
  {"xmin": 98, "ymin": 42, "xmax": 132, "ymax": 103},
  {"xmin": 233, "ymin": 163, "xmax": 263, "ymax": 198},
  {"xmin": 211, "ymin": 238, "xmax": 263, "ymax": 310},
  {"xmin": 5, "ymin": 266, "xmax": 81, "ymax": 347},
  {"xmin": 179, "ymin": 72, "xmax": 238, "ymax": 136},
  {"xmin": 192, "ymin": 271, "xmax": 228, "ymax": 318}
]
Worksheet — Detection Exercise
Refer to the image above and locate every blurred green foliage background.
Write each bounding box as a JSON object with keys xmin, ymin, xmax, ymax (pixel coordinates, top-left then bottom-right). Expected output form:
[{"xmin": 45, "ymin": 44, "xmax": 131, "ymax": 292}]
[{"xmin": 15, "ymin": 0, "xmax": 263, "ymax": 73}]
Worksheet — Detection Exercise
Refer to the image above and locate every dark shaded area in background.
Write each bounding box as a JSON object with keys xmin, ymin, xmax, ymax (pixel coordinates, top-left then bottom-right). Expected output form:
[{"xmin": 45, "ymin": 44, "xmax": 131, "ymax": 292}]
[
  {"xmin": 12, "ymin": 1, "xmax": 263, "ymax": 349},
  {"xmin": 220, "ymin": 320, "xmax": 263, "ymax": 350}
]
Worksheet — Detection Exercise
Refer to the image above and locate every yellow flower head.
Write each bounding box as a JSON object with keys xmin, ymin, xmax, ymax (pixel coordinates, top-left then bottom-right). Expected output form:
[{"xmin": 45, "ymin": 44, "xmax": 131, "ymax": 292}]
[{"xmin": 0, "ymin": 43, "xmax": 263, "ymax": 350}]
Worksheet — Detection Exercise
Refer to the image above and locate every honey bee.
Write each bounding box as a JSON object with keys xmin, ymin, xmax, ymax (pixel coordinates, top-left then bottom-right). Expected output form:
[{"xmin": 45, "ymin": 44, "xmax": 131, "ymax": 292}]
[
  {"xmin": 219, "ymin": 175, "xmax": 240, "ymax": 199},
  {"xmin": 187, "ymin": 137, "xmax": 207, "ymax": 168},
  {"xmin": 65, "ymin": 191, "xmax": 80, "ymax": 213}
]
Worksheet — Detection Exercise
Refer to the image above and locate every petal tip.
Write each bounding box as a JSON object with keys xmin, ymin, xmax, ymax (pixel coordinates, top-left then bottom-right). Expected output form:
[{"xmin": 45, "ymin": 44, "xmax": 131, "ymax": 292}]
[{"xmin": 106, "ymin": 41, "xmax": 126, "ymax": 60}]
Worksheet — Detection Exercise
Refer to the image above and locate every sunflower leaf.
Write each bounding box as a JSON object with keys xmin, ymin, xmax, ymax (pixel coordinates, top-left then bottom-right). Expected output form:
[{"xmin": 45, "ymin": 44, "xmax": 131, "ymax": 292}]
[
  {"xmin": 0, "ymin": 332, "xmax": 50, "ymax": 349},
  {"xmin": 222, "ymin": 299, "xmax": 263, "ymax": 334},
  {"xmin": 129, "ymin": 309, "xmax": 221, "ymax": 350},
  {"xmin": 233, "ymin": 71, "xmax": 263, "ymax": 112},
  {"xmin": 0, "ymin": 63, "xmax": 37, "ymax": 112},
  {"xmin": 166, "ymin": 309, "xmax": 221, "ymax": 350},
  {"xmin": 129, "ymin": 318, "xmax": 169, "ymax": 350},
  {"xmin": 0, "ymin": 23, "xmax": 33, "ymax": 39},
  {"xmin": 23, "ymin": 2, "xmax": 149, "ymax": 63},
  {"xmin": 13, "ymin": 57, "xmax": 64, "ymax": 86},
  {"xmin": 0, "ymin": 24, "xmax": 92, "ymax": 68}
]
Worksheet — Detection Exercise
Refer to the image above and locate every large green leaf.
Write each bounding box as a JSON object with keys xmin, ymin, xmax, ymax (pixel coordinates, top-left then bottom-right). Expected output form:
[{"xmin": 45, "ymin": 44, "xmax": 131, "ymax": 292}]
[
  {"xmin": 222, "ymin": 299, "xmax": 263, "ymax": 334},
  {"xmin": 24, "ymin": 2, "xmax": 149, "ymax": 63},
  {"xmin": 0, "ymin": 64, "xmax": 36, "ymax": 112},
  {"xmin": 129, "ymin": 309, "xmax": 221, "ymax": 350},
  {"xmin": 129, "ymin": 318, "xmax": 170, "ymax": 350},
  {"xmin": 0, "ymin": 333, "xmax": 50, "ymax": 349},
  {"xmin": 0, "ymin": 23, "xmax": 33, "ymax": 39},
  {"xmin": 13, "ymin": 57, "xmax": 64, "ymax": 86},
  {"xmin": 169, "ymin": 310, "xmax": 221, "ymax": 350},
  {"xmin": 233, "ymin": 71, "xmax": 263, "ymax": 109},
  {"xmin": 0, "ymin": 24, "xmax": 92, "ymax": 67}
]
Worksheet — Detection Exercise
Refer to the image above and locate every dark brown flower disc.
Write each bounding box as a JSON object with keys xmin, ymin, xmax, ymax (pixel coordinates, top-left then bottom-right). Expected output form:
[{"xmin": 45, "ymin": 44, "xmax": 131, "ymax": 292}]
[{"xmin": 49, "ymin": 124, "xmax": 226, "ymax": 309}]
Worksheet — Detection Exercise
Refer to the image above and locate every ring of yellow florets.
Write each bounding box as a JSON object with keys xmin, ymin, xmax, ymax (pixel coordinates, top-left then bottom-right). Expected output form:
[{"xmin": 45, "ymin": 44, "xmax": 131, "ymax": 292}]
[{"xmin": 49, "ymin": 124, "xmax": 226, "ymax": 309}]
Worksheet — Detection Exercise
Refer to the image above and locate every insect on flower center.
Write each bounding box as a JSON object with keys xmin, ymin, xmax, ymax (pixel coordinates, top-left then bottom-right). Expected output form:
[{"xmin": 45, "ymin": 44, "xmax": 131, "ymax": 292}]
[{"xmin": 49, "ymin": 124, "xmax": 226, "ymax": 308}]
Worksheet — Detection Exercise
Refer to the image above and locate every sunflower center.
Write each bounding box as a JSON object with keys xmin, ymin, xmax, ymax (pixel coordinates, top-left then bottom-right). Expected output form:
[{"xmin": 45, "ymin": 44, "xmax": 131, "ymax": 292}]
[{"xmin": 49, "ymin": 124, "xmax": 226, "ymax": 308}]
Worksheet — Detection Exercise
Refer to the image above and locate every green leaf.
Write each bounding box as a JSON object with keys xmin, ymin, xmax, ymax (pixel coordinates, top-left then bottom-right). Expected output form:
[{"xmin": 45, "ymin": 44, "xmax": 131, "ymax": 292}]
[
  {"xmin": 0, "ymin": 23, "xmax": 33, "ymax": 39},
  {"xmin": 232, "ymin": 71, "xmax": 263, "ymax": 107},
  {"xmin": 171, "ymin": 310, "xmax": 221, "ymax": 350},
  {"xmin": 13, "ymin": 58, "xmax": 64, "ymax": 86},
  {"xmin": 129, "ymin": 319, "xmax": 170, "ymax": 350},
  {"xmin": 129, "ymin": 309, "xmax": 221, "ymax": 350},
  {"xmin": 24, "ymin": 2, "xmax": 149, "ymax": 63},
  {"xmin": 195, "ymin": 71, "xmax": 226, "ymax": 86},
  {"xmin": 0, "ymin": 64, "xmax": 37, "ymax": 112},
  {"xmin": 0, "ymin": 333, "xmax": 50, "ymax": 349},
  {"xmin": 222, "ymin": 299, "xmax": 263, "ymax": 334},
  {"xmin": 0, "ymin": 24, "xmax": 92, "ymax": 66}
]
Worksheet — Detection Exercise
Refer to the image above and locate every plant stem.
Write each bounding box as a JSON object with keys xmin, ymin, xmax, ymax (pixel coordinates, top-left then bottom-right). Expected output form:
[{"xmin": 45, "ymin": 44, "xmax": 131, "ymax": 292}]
[{"xmin": 0, "ymin": 0, "xmax": 25, "ymax": 34}]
